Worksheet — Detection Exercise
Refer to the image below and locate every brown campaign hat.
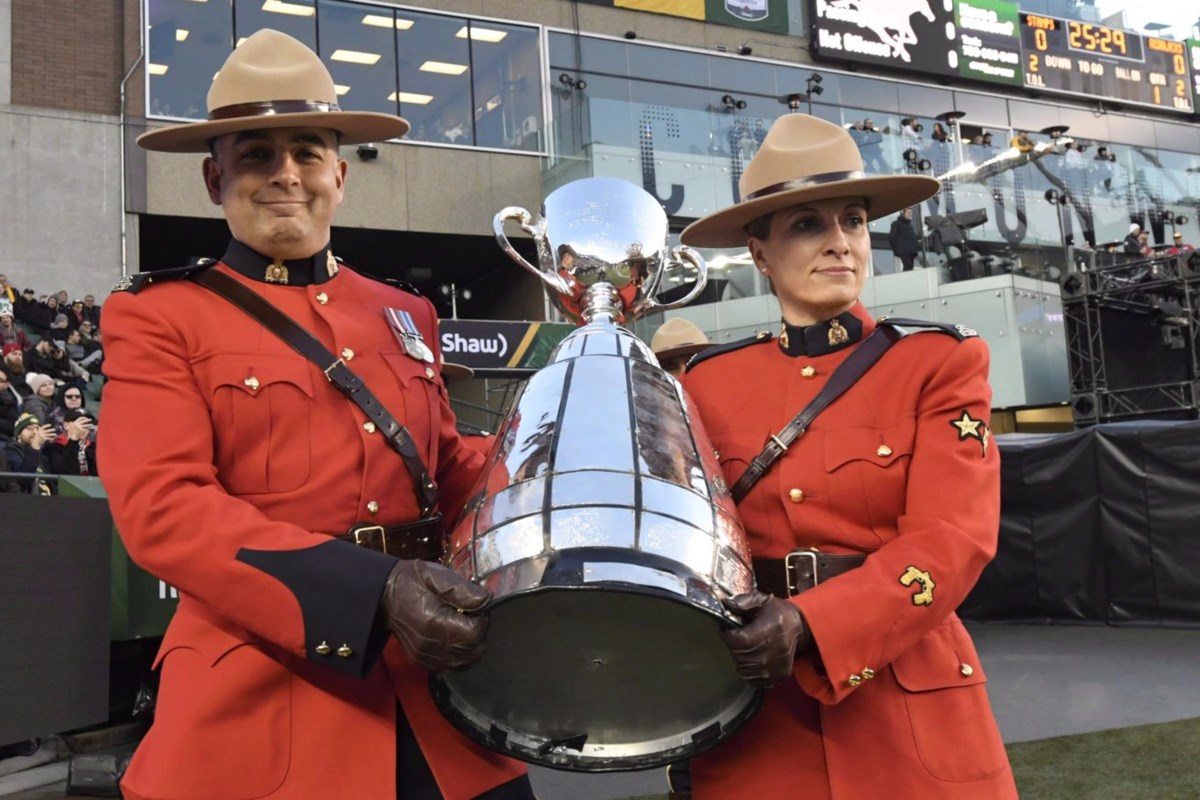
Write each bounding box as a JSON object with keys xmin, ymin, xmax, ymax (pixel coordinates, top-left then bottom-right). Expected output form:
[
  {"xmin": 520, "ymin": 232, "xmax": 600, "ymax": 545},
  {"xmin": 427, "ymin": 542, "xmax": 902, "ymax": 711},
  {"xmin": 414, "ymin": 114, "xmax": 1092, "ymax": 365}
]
[
  {"xmin": 137, "ymin": 29, "xmax": 410, "ymax": 153},
  {"xmin": 651, "ymin": 317, "xmax": 710, "ymax": 362},
  {"xmin": 441, "ymin": 362, "xmax": 475, "ymax": 384},
  {"xmin": 681, "ymin": 114, "xmax": 939, "ymax": 248}
]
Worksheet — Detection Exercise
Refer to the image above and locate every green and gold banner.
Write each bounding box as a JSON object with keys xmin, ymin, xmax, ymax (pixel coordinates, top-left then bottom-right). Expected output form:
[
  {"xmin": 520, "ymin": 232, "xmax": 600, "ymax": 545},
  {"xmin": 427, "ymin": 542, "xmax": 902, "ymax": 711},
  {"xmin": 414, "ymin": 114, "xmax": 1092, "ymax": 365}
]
[{"xmin": 580, "ymin": 0, "xmax": 788, "ymax": 34}]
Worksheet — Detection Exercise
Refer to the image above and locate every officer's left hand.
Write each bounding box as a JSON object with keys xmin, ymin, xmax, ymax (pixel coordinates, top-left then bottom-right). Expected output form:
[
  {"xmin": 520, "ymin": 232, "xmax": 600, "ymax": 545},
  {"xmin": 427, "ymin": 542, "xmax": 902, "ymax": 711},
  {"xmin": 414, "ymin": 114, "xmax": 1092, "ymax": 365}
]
[{"xmin": 721, "ymin": 591, "xmax": 812, "ymax": 687}]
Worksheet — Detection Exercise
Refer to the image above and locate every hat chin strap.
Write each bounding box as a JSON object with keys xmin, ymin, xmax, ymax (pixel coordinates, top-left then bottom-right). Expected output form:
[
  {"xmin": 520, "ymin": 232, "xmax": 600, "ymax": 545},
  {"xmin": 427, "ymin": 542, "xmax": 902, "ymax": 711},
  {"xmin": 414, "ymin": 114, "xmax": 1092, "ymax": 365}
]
[
  {"xmin": 743, "ymin": 170, "xmax": 866, "ymax": 201},
  {"xmin": 208, "ymin": 99, "xmax": 340, "ymax": 120}
]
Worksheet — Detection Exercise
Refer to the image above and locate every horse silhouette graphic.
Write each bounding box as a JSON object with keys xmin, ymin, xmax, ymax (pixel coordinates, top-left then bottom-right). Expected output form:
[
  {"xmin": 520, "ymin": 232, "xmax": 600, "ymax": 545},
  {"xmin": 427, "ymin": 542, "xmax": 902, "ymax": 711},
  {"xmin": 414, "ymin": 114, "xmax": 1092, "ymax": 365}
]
[{"xmin": 824, "ymin": 0, "xmax": 935, "ymax": 62}]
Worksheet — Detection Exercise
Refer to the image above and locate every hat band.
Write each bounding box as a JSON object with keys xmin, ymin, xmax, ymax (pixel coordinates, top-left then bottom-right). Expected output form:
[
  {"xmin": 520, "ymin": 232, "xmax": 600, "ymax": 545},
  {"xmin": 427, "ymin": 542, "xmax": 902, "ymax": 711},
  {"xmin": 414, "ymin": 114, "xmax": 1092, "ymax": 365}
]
[
  {"xmin": 209, "ymin": 99, "xmax": 341, "ymax": 121},
  {"xmin": 742, "ymin": 170, "xmax": 867, "ymax": 202}
]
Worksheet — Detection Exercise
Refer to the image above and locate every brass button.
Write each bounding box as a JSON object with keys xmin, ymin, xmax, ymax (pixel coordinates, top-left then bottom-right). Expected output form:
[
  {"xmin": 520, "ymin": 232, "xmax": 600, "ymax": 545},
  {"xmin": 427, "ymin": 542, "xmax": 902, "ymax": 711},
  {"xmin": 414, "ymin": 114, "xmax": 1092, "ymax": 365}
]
[
  {"xmin": 876, "ymin": 444, "xmax": 893, "ymax": 457},
  {"xmin": 788, "ymin": 488, "xmax": 805, "ymax": 504},
  {"xmin": 366, "ymin": 500, "xmax": 380, "ymax": 515},
  {"xmin": 800, "ymin": 365, "xmax": 816, "ymax": 378},
  {"xmin": 340, "ymin": 347, "xmax": 355, "ymax": 361},
  {"xmin": 315, "ymin": 292, "xmax": 328, "ymax": 305},
  {"xmin": 861, "ymin": 667, "xmax": 876, "ymax": 680},
  {"xmin": 363, "ymin": 421, "xmax": 377, "ymax": 434},
  {"xmin": 847, "ymin": 674, "xmax": 862, "ymax": 687},
  {"xmin": 315, "ymin": 641, "xmax": 331, "ymax": 656},
  {"xmin": 336, "ymin": 644, "xmax": 353, "ymax": 658},
  {"xmin": 425, "ymin": 367, "xmax": 435, "ymax": 379},
  {"xmin": 244, "ymin": 376, "xmax": 260, "ymax": 391},
  {"xmin": 960, "ymin": 663, "xmax": 975, "ymax": 677}
]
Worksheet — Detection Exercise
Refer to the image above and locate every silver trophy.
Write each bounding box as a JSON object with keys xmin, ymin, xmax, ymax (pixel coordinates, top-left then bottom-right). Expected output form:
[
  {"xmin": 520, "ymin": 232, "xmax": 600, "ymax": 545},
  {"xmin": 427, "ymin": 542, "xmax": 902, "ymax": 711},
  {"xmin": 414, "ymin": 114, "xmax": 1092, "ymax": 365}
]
[{"xmin": 431, "ymin": 177, "xmax": 760, "ymax": 772}]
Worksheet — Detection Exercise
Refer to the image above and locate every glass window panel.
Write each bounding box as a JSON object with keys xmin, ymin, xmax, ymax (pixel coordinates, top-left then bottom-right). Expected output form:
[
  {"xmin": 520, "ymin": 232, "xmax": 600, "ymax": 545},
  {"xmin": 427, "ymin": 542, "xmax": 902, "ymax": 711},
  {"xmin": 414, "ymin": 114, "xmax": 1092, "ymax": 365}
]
[
  {"xmin": 550, "ymin": 35, "xmax": 631, "ymax": 76},
  {"xmin": 950, "ymin": 91, "xmax": 1008, "ymax": 128},
  {"xmin": 835, "ymin": 75, "xmax": 899, "ymax": 113},
  {"xmin": 235, "ymin": 0, "xmax": 315, "ymax": 46},
  {"xmin": 395, "ymin": 10, "xmax": 472, "ymax": 145},
  {"xmin": 1003, "ymin": 100, "xmax": 1054, "ymax": 133},
  {"xmin": 147, "ymin": 0, "xmax": 233, "ymax": 120},
  {"xmin": 705, "ymin": 54, "xmax": 778, "ymax": 96},
  {"xmin": 897, "ymin": 84, "xmax": 952, "ymax": 123},
  {"xmin": 466, "ymin": 20, "xmax": 541, "ymax": 151},
  {"xmin": 1104, "ymin": 113, "xmax": 1154, "ymax": 148},
  {"xmin": 316, "ymin": 0, "xmax": 398, "ymax": 120},
  {"xmin": 629, "ymin": 44, "xmax": 709, "ymax": 87},
  {"xmin": 1154, "ymin": 121, "xmax": 1199, "ymax": 154}
]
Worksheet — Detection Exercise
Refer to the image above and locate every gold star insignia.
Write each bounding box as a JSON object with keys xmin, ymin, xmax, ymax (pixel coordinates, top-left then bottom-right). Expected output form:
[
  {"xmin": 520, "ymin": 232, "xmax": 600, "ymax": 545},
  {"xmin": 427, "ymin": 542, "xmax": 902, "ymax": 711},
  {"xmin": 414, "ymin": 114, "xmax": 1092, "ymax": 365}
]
[
  {"xmin": 265, "ymin": 258, "xmax": 289, "ymax": 284},
  {"xmin": 951, "ymin": 409, "xmax": 983, "ymax": 441}
]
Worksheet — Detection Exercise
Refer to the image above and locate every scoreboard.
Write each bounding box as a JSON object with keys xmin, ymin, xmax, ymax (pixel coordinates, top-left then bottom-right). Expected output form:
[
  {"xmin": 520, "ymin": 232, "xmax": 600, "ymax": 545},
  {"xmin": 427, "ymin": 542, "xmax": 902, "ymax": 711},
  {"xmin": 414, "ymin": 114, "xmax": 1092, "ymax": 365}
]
[
  {"xmin": 1020, "ymin": 15, "xmax": 1192, "ymax": 113},
  {"xmin": 809, "ymin": 0, "xmax": 1197, "ymax": 115}
]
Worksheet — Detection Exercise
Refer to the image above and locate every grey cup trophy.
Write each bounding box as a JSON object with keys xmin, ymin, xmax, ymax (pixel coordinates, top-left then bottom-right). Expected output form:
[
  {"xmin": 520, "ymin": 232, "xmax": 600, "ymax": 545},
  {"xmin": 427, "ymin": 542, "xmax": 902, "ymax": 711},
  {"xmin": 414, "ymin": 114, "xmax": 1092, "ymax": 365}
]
[{"xmin": 430, "ymin": 177, "xmax": 761, "ymax": 772}]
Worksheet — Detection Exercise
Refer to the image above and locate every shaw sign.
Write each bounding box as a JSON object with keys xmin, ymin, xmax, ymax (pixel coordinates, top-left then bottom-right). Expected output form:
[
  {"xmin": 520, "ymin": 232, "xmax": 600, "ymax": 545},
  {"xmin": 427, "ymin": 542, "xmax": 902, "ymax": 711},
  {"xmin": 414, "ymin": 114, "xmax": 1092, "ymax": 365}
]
[{"xmin": 438, "ymin": 319, "xmax": 575, "ymax": 373}]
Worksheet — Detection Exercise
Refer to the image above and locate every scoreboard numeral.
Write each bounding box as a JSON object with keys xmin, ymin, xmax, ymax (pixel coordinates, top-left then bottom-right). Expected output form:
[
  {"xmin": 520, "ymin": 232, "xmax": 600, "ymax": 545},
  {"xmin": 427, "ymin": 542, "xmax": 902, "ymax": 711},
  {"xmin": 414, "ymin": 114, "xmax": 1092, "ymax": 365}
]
[
  {"xmin": 1028, "ymin": 53, "xmax": 1039, "ymax": 73},
  {"xmin": 1177, "ymin": 79, "xmax": 1187, "ymax": 98},
  {"xmin": 1035, "ymin": 28, "xmax": 1047, "ymax": 51},
  {"xmin": 1153, "ymin": 85, "xmax": 1161, "ymax": 105}
]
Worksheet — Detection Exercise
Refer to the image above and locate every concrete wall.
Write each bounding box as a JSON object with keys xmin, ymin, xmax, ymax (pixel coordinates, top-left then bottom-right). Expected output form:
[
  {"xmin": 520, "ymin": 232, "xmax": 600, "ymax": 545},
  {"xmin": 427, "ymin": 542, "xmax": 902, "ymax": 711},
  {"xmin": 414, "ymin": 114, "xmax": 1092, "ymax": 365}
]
[{"xmin": 0, "ymin": 105, "xmax": 126, "ymax": 301}]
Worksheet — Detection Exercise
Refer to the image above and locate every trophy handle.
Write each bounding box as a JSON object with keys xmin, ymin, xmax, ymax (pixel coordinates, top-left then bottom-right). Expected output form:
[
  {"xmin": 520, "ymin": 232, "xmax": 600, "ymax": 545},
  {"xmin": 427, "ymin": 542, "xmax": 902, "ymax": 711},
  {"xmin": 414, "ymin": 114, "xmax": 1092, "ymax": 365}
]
[
  {"xmin": 493, "ymin": 206, "xmax": 574, "ymax": 296},
  {"xmin": 627, "ymin": 245, "xmax": 709, "ymax": 320}
]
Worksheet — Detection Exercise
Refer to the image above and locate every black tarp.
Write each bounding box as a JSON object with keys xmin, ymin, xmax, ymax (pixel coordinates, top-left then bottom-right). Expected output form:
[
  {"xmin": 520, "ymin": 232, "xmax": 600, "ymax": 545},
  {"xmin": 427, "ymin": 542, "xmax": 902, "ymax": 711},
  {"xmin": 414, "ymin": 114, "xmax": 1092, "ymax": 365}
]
[{"xmin": 960, "ymin": 421, "xmax": 1200, "ymax": 628}]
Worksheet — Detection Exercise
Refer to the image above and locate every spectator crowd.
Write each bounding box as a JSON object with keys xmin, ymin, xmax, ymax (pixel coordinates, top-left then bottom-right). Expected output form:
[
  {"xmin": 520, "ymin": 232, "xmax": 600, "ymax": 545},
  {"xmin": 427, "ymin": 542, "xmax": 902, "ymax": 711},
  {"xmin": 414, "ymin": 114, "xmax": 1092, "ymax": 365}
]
[{"xmin": 1, "ymin": 273, "xmax": 102, "ymax": 492}]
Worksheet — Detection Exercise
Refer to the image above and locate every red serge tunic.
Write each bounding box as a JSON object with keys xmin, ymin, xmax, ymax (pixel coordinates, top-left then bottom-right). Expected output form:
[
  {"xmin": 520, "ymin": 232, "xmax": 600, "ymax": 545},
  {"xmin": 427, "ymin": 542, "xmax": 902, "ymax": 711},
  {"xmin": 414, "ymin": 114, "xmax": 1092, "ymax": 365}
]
[
  {"xmin": 99, "ymin": 242, "xmax": 526, "ymax": 800},
  {"xmin": 682, "ymin": 302, "xmax": 1018, "ymax": 800}
]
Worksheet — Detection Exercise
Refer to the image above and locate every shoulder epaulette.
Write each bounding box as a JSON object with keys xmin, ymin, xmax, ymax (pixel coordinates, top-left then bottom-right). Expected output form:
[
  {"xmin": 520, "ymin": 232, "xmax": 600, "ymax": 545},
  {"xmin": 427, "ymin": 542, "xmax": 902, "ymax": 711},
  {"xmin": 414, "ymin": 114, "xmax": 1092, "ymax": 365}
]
[
  {"xmin": 112, "ymin": 259, "xmax": 217, "ymax": 294},
  {"xmin": 876, "ymin": 317, "xmax": 977, "ymax": 341},
  {"xmin": 684, "ymin": 330, "xmax": 773, "ymax": 372},
  {"xmin": 355, "ymin": 267, "xmax": 422, "ymax": 297}
]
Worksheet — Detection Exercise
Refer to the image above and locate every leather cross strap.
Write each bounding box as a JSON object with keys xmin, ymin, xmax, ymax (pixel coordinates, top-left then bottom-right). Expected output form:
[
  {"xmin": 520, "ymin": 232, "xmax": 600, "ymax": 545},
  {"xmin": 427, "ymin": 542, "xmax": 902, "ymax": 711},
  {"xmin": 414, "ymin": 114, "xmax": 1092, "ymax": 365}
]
[
  {"xmin": 190, "ymin": 267, "xmax": 439, "ymax": 517},
  {"xmin": 729, "ymin": 323, "xmax": 906, "ymax": 503}
]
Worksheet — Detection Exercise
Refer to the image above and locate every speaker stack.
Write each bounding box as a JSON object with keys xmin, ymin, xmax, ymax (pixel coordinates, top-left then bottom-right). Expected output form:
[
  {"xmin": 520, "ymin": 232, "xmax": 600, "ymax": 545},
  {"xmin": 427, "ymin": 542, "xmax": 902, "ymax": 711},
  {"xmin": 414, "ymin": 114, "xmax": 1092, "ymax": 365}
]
[{"xmin": 1061, "ymin": 251, "xmax": 1200, "ymax": 426}]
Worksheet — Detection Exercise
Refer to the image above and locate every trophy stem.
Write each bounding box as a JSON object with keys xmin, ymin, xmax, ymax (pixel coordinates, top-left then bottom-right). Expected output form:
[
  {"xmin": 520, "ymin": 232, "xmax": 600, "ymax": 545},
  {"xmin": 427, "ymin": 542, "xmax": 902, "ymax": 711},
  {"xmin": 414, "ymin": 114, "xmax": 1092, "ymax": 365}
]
[{"xmin": 580, "ymin": 282, "xmax": 625, "ymax": 325}]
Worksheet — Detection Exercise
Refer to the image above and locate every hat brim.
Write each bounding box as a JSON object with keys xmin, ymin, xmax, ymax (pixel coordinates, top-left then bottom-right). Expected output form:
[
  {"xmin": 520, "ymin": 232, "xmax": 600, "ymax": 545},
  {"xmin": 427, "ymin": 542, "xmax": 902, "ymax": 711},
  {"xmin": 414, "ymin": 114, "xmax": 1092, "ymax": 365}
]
[
  {"xmin": 137, "ymin": 111, "xmax": 410, "ymax": 153},
  {"xmin": 655, "ymin": 342, "xmax": 711, "ymax": 362},
  {"xmin": 681, "ymin": 174, "xmax": 940, "ymax": 249},
  {"xmin": 441, "ymin": 362, "xmax": 475, "ymax": 383}
]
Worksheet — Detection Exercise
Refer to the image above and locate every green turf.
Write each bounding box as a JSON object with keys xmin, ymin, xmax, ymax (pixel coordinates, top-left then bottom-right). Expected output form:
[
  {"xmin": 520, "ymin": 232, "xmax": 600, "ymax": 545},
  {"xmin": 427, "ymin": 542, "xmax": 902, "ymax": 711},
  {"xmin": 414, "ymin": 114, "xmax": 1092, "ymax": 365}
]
[{"xmin": 615, "ymin": 717, "xmax": 1200, "ymax": 800}]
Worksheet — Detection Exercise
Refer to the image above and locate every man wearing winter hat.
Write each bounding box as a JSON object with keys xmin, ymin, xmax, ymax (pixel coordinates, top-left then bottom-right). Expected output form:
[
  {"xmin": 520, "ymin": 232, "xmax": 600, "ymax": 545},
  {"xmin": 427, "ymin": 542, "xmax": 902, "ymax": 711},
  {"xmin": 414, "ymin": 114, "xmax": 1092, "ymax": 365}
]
[
  {"xmin": 1, "ymin": 344, "xmax": 29, "ymax": 399},
  {"xmin": 99, "ymin": 29, "xmax": 530, "ymax": 800}
]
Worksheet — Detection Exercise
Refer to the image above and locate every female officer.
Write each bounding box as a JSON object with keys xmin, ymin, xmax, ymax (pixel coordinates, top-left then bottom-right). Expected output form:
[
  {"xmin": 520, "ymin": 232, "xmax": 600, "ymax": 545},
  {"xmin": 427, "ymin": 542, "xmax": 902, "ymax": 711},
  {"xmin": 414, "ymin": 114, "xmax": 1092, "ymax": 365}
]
[{"xmin": 677, "ymin": 114, "xmax": 1018, "ymax": 799}]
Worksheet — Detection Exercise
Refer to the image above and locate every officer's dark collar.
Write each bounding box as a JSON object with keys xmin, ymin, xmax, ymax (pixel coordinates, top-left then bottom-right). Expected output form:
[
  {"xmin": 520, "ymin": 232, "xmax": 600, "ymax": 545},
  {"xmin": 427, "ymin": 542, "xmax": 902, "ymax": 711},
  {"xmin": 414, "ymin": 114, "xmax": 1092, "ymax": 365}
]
[
  {"xmin": 220, "ymin": 238, "xmax": 336, "ymax": 286},
  {"xmin": 778, "ymin": 308, "xmax": 864, "ymax": 357}
]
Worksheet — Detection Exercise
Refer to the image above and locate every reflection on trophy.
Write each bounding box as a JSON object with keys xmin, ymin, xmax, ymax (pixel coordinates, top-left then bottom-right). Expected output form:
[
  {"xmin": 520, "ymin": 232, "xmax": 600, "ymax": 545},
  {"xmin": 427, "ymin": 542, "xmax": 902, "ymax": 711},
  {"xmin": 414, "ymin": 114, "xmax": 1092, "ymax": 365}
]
[{"xmin": 430, "ymin": 177, "xmax": 761, "ymax": 772}]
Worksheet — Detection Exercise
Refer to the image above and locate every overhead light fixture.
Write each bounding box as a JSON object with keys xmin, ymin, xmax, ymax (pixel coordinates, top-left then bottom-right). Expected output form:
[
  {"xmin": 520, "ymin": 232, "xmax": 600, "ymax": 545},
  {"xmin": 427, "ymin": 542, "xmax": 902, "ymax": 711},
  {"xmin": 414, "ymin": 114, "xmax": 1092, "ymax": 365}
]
[
  {"xmin": 389, "ymin": 91, "xmax": 433, "ymax": 104},
  {"xmin": 261, "ymin": 0, "xmax": 314, "ymax": 17},
  {"xmin": 175, "ymin": 29, "xmax": 189, "ymax": 42},
  {"xmin": 331, "ymin": 49, "xmax": 382, "ymax": 65},
  {"xmin": 456, "ymin": 26, "xmax": 507, "ymax": 43},
  {"xmin": 334, "ymin": 84, "xmax": 351, "ymax": 96},
  {"xmin": 420, "ymin": 60, "xmax": 468, "ymax": 76},
  {"xmin": 148, "ymin": 63, "xmax": 169, "ymax": 75},
  {"xmin": 362, "ymin": 14, "xmax": 413, "ymax": 30}
]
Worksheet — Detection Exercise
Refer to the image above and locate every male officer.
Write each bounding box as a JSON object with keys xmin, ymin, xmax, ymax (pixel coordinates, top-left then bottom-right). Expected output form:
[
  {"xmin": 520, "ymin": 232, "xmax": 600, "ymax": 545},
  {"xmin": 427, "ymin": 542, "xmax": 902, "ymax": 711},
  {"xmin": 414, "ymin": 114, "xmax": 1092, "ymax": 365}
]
[{"xmin": 99, "ymin": 30, "xmax": 532, "ymax": 799}]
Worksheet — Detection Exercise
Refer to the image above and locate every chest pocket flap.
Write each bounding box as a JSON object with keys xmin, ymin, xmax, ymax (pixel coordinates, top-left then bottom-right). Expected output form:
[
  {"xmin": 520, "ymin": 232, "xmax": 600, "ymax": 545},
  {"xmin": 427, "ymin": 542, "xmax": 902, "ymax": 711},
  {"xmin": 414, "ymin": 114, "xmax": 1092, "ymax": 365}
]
[
  {"xmin": 822, "ymin": 418, "xmax": 916, "ymax": 472},
  {"xmin": 202, "ymin": 355, "xmax": 315, "ymax": 496}
]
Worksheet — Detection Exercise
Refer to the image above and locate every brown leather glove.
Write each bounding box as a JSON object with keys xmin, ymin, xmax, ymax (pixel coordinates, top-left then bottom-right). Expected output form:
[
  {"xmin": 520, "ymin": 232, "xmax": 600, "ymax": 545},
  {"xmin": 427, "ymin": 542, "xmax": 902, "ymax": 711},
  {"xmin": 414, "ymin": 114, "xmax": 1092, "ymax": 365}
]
[
  {"xmin": 381, "ymin": 560, "xmax": 492, "ymax": 671},
  {"xmin": 721, "ymin": 590, "xmax": 812, "ymax": 688}
]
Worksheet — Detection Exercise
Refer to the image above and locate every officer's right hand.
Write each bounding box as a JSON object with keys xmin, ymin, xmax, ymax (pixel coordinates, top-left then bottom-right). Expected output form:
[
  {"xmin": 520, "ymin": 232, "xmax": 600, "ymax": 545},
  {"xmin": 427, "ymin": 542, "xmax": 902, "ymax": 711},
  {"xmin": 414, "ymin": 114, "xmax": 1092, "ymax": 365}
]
[{"xmin": 381, "ymin": 560, "xmax": 492, "ymax": 671}]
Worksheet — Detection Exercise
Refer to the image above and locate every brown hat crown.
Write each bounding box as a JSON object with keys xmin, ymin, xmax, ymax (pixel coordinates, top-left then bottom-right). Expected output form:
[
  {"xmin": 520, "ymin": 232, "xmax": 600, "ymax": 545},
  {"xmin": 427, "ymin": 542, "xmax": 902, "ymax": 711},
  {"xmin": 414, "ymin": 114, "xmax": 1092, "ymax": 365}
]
[
  {"xmin": 138, "ymin": 29, "xmax": 409, "ymax": 152},
  {"xmin": 651, "ymin": 317, "xmax": 710, "ymax": 361},
  {"xmin": 681, "ymin": 114, "xmax": 939, "ymax": 248}
]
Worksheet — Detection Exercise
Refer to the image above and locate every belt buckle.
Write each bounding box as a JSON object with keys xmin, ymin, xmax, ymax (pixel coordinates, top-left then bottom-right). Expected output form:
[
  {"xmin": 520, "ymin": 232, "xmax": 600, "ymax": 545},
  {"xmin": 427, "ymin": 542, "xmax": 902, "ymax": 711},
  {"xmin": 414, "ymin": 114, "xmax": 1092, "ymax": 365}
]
[
  {"xmin": 784, "ymin": 548, "xmax": 820, "ymax": 596},
  {"xmin": 351, "ymin": 525, "xmax": 388, "ymax": 553}
]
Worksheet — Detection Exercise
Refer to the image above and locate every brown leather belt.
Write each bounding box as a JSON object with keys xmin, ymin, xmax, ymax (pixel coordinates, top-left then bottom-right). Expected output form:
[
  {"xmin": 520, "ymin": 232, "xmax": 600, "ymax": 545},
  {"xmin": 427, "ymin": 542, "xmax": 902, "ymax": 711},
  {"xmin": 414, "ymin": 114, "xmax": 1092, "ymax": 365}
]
[
  {"xmin": 753, "ymin": 549, "xmax": 866, "ymax": 598},
  {"xmin": 337, "ymin": 517, "xmax": 443, "ymax": 562}
]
